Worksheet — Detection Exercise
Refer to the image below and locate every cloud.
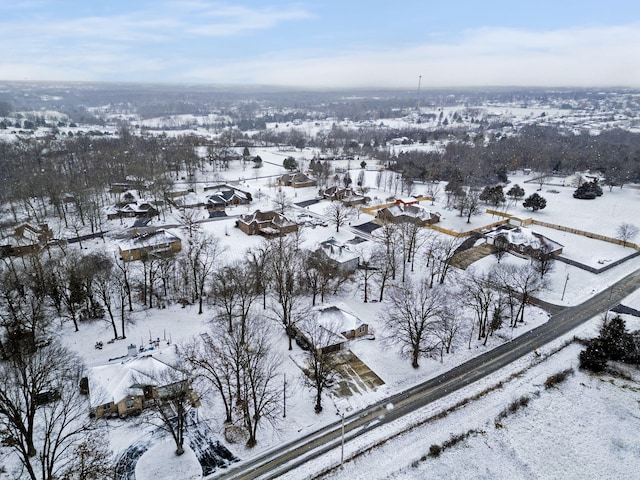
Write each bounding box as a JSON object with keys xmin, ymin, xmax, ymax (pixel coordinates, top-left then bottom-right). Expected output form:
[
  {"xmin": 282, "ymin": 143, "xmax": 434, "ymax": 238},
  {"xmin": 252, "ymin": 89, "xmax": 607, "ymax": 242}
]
[
  {"xmin": 184, "ymin": 4, "xmax": 312, "ymax": 37},
  {"xmin": 0, "ymin": 2, "xmax": 311, "ymax": 44},
  {"xmin": 183, "ymin": 23, "xmax": 640, "ymax": 87},
  {"xmin": 0, "ymin": 8, "xmax": 639, "ymax": 88}
]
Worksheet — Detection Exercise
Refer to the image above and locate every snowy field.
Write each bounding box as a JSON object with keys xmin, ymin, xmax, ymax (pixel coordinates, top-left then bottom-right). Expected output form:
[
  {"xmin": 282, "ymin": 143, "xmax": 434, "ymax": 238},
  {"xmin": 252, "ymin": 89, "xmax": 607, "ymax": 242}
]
[{"xmin": 2, "ymin": 144, "xmax": 639, "ymax": 480}]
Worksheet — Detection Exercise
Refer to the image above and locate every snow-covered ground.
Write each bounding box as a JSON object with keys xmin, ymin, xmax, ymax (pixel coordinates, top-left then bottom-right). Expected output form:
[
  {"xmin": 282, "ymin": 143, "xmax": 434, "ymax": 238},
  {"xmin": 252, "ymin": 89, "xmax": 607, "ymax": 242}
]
[{"xmin": 2, "ymin": 145, "xmax": 639, "ymax": 479}]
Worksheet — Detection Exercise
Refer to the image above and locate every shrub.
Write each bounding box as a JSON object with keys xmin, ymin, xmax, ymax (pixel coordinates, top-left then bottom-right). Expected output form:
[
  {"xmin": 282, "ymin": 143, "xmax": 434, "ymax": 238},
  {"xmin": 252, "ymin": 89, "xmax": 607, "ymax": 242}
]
[
  {"xmin": 428, "ymin": 444, "xmax": 442, "ymax": 457},
  {"xmin": 544, "ymin": 368, "xmax": 574, "ymax": 389}
]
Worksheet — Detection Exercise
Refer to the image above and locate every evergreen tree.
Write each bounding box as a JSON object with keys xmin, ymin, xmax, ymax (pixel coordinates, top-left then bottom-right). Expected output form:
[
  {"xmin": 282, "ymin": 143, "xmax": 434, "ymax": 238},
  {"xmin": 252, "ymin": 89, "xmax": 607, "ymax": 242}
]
[
  {"xmin": 523, "ymin": 193, "xmax": 547, "ymax": 211},
  {"xmin": 507, "ymin": 184, "xmax": 525, "ymax": 200}
]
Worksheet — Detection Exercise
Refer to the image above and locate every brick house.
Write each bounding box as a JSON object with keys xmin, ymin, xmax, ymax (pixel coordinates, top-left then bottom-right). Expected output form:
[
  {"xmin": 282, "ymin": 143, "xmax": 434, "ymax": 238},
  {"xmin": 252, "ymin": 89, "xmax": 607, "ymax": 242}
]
[{"xmin": 236, "ymin": 210, "xmax": 298, "ymax": 236}]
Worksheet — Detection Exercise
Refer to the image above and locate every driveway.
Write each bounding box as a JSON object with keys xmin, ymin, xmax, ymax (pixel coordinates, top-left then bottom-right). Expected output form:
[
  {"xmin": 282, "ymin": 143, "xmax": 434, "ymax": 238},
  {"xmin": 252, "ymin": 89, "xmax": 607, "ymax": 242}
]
[{"xmin": 114, "ymin": 414, "xmax": 238, "ymax": 479}]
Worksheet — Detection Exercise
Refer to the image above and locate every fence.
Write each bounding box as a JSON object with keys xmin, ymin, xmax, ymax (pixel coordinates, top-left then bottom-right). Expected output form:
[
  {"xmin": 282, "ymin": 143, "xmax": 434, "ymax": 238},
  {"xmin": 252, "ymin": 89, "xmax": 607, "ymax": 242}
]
[
  {"xmin": 484, "ymin": 209, "xmax": 639, "ymax": 250},
  {"xmin": 426, "ymin": 218, "xmax": 509, "ymax": 238},
  {"xmin": 529, "ymin": 219, "xmax": 639, "ymax": 250}
]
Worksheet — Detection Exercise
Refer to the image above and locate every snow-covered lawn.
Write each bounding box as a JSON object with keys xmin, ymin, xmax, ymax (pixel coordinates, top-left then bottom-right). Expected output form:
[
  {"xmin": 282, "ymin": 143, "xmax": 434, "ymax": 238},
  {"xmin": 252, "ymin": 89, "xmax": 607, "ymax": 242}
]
[
  {"xmin": 312, "ymin": 336, "xmax": 640, "ymax": 480},
  {"xmin": 3, "ymin": 149, "xmax": 640, "ymax": 480}
]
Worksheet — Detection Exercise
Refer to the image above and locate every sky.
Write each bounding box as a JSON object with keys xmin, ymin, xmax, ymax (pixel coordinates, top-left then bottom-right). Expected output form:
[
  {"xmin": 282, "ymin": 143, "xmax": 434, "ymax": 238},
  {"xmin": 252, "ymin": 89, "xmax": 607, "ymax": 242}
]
[{"xmin": 1, "ymin": 0, "xmax": 640, "ymax": 89}]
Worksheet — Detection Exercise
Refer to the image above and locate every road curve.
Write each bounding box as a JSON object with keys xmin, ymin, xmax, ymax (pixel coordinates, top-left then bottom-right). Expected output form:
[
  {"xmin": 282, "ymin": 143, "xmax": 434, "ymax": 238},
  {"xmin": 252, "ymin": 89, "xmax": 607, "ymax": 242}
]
[{"xmin": 208, "ymin": 267, "xmax": 640, "ymax": 480}]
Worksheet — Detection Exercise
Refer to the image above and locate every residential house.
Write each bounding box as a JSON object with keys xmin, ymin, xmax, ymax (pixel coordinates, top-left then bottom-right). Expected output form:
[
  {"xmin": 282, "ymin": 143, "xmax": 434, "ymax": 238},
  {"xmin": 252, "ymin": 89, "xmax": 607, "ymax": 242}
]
[
  {"xmin": 109, "ymin": 180, "xmax": 146, "ymax": 194},
  {"xmin": 88, "ymin": 345, "xmax": 196, "ymax": 418},
  {"xmin": 293, "ymin": 304, "xmax": 370, "ymax": 354},
  {"xmin": 376, "ymin": 204, "xmax": 440, "ymax": 226},
  {"xmin": 169, "ymin": 191, "xmax": 206, "ymax": 210},
  {"xmin": 1, "ymin": 223, "xmax": 55, "ymax": 257},
  {"xmin": 206, "ymin": 187, "xmax": 251, "ymax": 212},
  {"xmin": 117, "ymin": 228, "xmax": 182, "ymax": 262},
  {"xmin": 319, "ymin": 186, "xmax": 354, "ymax": 201},
  {"xmin": 485, "ymin": 225, "xmax": 563, "ymax": 259},
  {"xmin": 278, "ymin": 172, "xmax": 317, "ymax": 189},
  {"xmin": 315, "ymin": 304, "xmax": 370, "ymax": 340},
  {"xmin": 395, "ymin": 197, "xmax": 419, "ymax": 207},
  {"xmin": 106, "ymin": 201, "xmax": 159, "ymax": 221},
  {"xmin": 314, "ymin": 238, "xmax": 359, "ymax": 272},
  {"xmin": 236, "ymin": 210, "xmax": 298, "ymax": 236}
]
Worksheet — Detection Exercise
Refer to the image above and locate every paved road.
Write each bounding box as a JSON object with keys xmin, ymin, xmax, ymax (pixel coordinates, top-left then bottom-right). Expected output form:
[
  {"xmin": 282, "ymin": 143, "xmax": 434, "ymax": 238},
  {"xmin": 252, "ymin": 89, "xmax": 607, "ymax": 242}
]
[{"xmin": 207, "ymin": 266, "xmax": 640, "ymax": 480}]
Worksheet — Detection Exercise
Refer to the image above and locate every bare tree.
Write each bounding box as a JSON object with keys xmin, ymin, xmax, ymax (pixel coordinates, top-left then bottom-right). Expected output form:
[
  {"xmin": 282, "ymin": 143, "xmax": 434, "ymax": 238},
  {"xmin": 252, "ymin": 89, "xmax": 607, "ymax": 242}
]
[
  {"xmin": 398, "ymin": 221, "xmax": 429, "ymax": 281},
  {"xmin": 266, "ymin": 235, "xmax": 304, "ymax": 350},
  {"xmin": 427, "ymin": 181, "xmax": 441, "ymax": 205},
  {"xmin": 297, "ymin": 318, "xmax": 342, "ymax": 413},
  {"xmin": 113, "ymin": 253, "xmax": 133, "ymax": 312},
  {"xmin": 493, "ymin": 263, "xmax": 542, "ymax": 327},
  {"xmin": 272, "ymin": 190, "xmax": 292, "ymax": 214},
  {"xmin": 616, "ymin": 222, "xmax": 639, "ymax": 247},
  {"xmin": 238, "ymin": 320, "xmax": 282, "ymax": 447},
  {"xmin": 137, "ymin": 356, "xmax": 198, "ymax": 456},
  {"xmin": 324, "ymin": 201, "xmax": 353, "ymax": 233},
  {"xmin": 424, "ymin": 235, "xmax": 461, "ymax": 287},
  {"xmin": 91, "ymin": 254, "xmax": 120, "ymax": 339},
  {"xmin": 303, "ymin": 250, "xmax": 352, "ymax": 306},
  {"xmin": 185, "ymin": 232, "xmax": 225, "ymax": 314},
  {"xmin": 178, "ymin": 207, "xmax": 202, "ymax": 239},
  {"xmin": 459, "ymin": 270, "xmax": 496, "ymax": 343},
  {"xmin": 212, "ymin": 262, "xmax": 259, "ymax": 336},
  {"xmin": 433, "ymin": 300, "xmax": 466, "ymax": 359},
  {"xmin": 183, "ymin": 331, "xmax": 235, "ymax": 424},
  {"xmin": 375, "ymin": 220, "xmax": 399, "ymax": 281},
  {"xmin": 457, "ymin": 188, "xmax": 482, "ymax": 223},
  {"xmin": 532, "ymin": 244, "xmax": 555, "ymax": 279},
  {"xmin": 385, "ymin": 279, "xmax": 444, "ymax": 368},
  {"xmin": 356, "ymin": 248, "xmax": 380, "ymax": 303},
  {"xmin": 58, "ymin": 434, "xmax": 113, "ymax": 480},
  {"xmin": 0, "ymin": 342, "xmax": 110, "ymax": 480},
  {"xmin": 246, "ymin": 244, "xmax": 271, "ymax": 310}
]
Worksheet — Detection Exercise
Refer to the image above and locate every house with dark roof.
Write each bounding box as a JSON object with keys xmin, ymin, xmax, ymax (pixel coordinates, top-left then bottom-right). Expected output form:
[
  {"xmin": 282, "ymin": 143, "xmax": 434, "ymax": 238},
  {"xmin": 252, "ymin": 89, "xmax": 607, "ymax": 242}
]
[
  {"xmin": 206, "ymin": 188, "xmax": 251, "ymax": 211},
  {"xmin": 106, "ymin": 201, "xmax": 159, "ymax": 220},
  {"xmin": 278, "ymin": 172, "xmax": 317, "ymax": 188},
  {"xmin": 236, "ymin": 210, "xmax": 298, "ymax": 236}
]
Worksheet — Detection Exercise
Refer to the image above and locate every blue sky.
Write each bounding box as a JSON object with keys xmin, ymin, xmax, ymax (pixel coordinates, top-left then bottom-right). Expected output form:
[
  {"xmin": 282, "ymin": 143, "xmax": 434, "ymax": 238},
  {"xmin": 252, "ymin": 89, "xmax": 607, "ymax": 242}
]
[{"xmin": 0, "ymin": 0, "xmax": 639, "ymax": 88}]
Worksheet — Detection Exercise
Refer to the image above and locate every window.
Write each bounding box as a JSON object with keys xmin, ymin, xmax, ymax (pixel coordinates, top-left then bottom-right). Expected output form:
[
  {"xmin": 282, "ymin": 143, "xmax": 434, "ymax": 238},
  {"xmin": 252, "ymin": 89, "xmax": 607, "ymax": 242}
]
[{"xmin": 125, "ymin": 397, "xmax": 135, "ymax": 409}]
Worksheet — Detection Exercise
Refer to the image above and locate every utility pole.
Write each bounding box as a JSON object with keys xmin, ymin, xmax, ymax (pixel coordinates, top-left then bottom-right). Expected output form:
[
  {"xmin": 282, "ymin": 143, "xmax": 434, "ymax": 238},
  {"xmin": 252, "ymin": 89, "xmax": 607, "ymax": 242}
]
[
  {"xmin": 340, "ymin": 411, "xmax": 345, "ymax": 468},
  {"xmin": 561, "ymin": 273, "xmax": 569, "ymax": 301},
  {"xmin": 283, "ymin": 373, "xmax": 287, "ymax": 418}
]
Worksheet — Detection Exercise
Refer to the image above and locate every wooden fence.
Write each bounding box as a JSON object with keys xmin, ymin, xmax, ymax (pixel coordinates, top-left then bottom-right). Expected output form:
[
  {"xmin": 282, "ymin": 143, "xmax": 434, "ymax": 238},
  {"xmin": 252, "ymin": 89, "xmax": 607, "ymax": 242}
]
[{"xmin": 484, "ymin": 209, "xmax": 639, "ymax": 250}]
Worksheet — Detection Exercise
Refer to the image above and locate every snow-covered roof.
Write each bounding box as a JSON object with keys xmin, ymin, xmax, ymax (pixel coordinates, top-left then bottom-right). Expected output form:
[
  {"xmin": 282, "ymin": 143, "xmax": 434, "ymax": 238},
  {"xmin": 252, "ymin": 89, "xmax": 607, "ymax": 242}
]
[
  {"xmin": 486, "ymin": 226, "xmax": 563, "ymax": 252},
  {"xmin": 318, "ymin": 238, "xmax": 360, "ymax": 265},
  {"xmin": 117, "ymin": 229, "xmax": 181, "ymax": 251},
  {"xmin": 88, "ymin": 345, "xmax": 179, "ymax": 406},
  {"xmin": 315, "ymin": 304, "xmax": 365, "ymax": 333},
  {"xmin": 238, "ymin": 210, "xmax": 296, "ymax": 228},
  {"xmin": 382, "ymin": 204, "xmax": 437, "ymax": 221}
]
